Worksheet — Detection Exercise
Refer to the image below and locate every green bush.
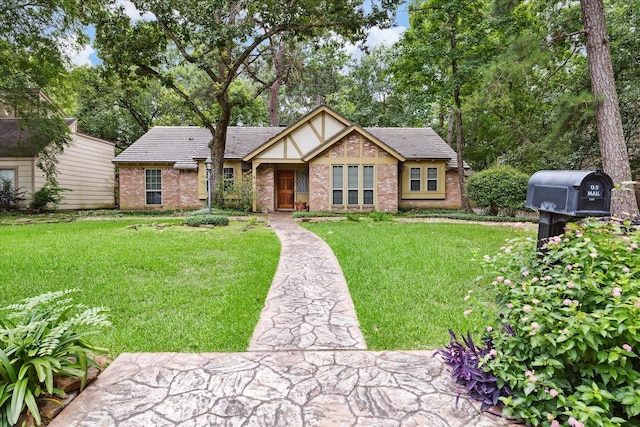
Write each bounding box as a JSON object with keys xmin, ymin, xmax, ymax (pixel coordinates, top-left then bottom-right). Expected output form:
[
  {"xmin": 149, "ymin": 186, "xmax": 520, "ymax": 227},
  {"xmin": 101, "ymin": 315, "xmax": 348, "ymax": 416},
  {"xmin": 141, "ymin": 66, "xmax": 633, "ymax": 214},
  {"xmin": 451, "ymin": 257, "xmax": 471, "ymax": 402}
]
[
  {"xmin": 184, "ymin": 215, "xmax": 230, "ymax": 227},
  {"xmin": 478, "ymin": 218, "xmax": 640, "ymax": 426},
  {"xmin": 0, "ymin": 178, "xmax": 25, "ymax": 211},
  {"xmin": 345, "ymin": 213, "xmax": 361, "ymax": 222},
  {"xmin": 466, "ymin": 166, "xmax": 529, "ymax": 216},
  {"xmin": 369, "ymin": 211, "xmax": 394, "ymax": 222},
  {"xmin": 0, "ymin": 290, "xmax": 110, "ymax": 426},
  {"xmin": 223, "ymin": 176, "xmax": 254, "ymax": 212},
  {"xmin": 29, "ymin": 183, "xmax": 67, "ymax": 212}
]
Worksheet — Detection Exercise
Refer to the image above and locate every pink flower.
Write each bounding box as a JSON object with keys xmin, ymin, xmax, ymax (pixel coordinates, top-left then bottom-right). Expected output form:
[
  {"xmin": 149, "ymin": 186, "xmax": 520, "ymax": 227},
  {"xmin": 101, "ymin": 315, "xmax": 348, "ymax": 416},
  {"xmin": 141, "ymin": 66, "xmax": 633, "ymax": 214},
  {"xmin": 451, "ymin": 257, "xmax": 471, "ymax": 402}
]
[
  {"xmin": 542, "ymin": 275, "xmax": 552, "ymax": 281},
  {"xmin": 504, "ymin": 246, "xmax": 512, "ymax": 253},
  {"xmin": 612, "ymin": 287, "xmax": 622, "ymax": 298},
  {"xmin": 531, "ymin": 277, "xmax": 539, "ymax": 283},
  {"xmin": 549, "ymin": 389, "xmax": 558, "ymax": 397},
  {"xmin": 523, "ymin": 305, "xmax": 532, "ymax": 313},
  {"xmin": 532, "ymin": 298, "xmax": 540, "ymax": 305},
  {"xmin": 504, "ymin": 279, "xmax": 512, "ymax": 286},
  {"xmin": 623, "ymin": 344, "xmax": 632, "ymax": 352},
  {"xmin": 622, "ymin": 236, "xmax": 630, "ymax": 242},
  {"xmin": 463, "ymin": 309, "xmax": 473, "ymax": 316},
  {"xmin": 531, "ymin": 322, "xmax": 540, "ymax": 330},
  {"xmin": 622, "ymin": 266, "xmax": 630, "ymax": 273},
  {"xmin": 522, "ymin": 270, "xmax": 530, "ymax": 277},
  {"xmin": 566, "ymin": 264, "xmax": 573, "ymax": 270},
  {"xmin": 489, "ymin": 349, "xmax": 497, "ymax": 357},
  {"xmin": 567, "ymin": 281, "xmax": 575, "ymax": 289},
  {"xmin": 496, "ymin": 276, "xmax": 504, "ymax": 282},
  {"xmin": 569, "ymin": 417, "xmax": 584, "ymax": 427},
  {"xmin": 551, "ymin": 420, "xmax": 560, "ymax": 427},
  {"xmin": 506, "ymin": 303, "xmax": 514, "ymax": 309},
  {"xmin": 589, "ymin": 252, "xmax": 598, "ymax": 259},
  {"xmin": 563, "ymin": 299, "xmax": 572, "ymax": 306},
  {"xmin": 487, "ymin": 326, "xmax": 493, "ymax": 332},
  {"xmin": 632, "ymin": 243, "xmax": 638, "ymax": 249},
  {"xmin": 635, "ymin": 300, "xmax": 640, "ymax": 308},
  {"xmin": 576, "ymin": 232, "xmax": 583, "ymax": 237}
]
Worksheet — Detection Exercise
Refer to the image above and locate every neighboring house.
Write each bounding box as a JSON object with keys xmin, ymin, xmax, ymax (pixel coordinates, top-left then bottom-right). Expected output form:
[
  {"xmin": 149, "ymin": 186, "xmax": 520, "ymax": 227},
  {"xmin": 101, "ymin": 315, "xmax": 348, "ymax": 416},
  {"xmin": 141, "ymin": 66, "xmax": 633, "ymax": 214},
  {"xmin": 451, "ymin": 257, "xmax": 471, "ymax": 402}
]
[
  {"xmin": 114, "ymin": 105, "xmax": 467, "ymax": 212},
  {"xmin": 0, "ymin": 93, "xmax": 116, "ymax": 210}
]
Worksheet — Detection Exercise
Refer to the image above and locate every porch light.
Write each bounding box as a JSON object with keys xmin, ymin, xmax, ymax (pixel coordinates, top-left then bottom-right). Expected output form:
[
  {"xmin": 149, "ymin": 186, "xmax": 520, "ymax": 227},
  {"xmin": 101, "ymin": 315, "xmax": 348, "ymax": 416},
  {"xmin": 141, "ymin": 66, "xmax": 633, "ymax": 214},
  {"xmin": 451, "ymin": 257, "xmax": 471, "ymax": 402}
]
[{"xmin": 205, "ymin": 156, "xmax": 213, "ymax": 214}]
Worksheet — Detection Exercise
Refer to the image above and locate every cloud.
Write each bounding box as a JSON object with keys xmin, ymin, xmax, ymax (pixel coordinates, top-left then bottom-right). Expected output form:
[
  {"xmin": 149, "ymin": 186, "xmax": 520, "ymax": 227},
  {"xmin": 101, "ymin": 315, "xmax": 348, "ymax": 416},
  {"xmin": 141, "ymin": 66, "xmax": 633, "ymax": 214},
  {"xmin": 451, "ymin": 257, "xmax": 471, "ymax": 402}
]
[
  {"xmin": 69, "ymin": 44, "xmax": 96, "ymax": 66},
  {"xmin": 116, "ymin": 0, "xmax": 154, "ymax": 21},
  {"xmin": 344, "ymin": 25, "xmax": 406, "ymax": 59}
]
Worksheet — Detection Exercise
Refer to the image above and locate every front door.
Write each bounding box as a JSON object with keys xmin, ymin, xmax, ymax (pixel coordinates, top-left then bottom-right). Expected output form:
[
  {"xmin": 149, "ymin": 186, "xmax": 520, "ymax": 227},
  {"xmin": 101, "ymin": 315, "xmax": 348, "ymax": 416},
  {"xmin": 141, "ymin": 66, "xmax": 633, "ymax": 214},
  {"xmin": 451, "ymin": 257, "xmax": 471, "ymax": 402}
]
[{"xmin": 277, "ymin": 170, "xmax": 295, "ymax": 209}]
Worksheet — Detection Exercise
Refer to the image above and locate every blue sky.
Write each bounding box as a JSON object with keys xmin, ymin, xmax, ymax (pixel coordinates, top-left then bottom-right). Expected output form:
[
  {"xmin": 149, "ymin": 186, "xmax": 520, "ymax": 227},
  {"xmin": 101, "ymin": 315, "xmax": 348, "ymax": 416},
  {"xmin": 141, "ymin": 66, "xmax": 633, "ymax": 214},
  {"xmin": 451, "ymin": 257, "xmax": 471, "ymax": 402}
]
[{"xmin": 69, "ymin": 1, "xmax": 411, "ymax": 66}]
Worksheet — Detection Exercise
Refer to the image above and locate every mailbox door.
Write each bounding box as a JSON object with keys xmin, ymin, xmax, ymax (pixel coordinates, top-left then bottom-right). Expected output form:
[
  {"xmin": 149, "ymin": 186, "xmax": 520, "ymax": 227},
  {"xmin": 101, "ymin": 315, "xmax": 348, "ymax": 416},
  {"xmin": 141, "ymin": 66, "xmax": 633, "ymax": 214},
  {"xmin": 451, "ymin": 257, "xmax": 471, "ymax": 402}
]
[{"xmin": 579, "ymin": 175, "xmax": 609, "ymax": 212}]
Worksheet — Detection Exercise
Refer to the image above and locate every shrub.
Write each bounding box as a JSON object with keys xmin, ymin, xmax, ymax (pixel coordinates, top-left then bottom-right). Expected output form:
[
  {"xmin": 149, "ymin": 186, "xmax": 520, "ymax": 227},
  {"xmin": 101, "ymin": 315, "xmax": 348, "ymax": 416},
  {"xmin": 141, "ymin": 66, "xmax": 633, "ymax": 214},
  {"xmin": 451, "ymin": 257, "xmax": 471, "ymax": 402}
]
[
  {"xmin": 0, "ymin": 177, "xmax": 25, "ymax": 211},
  {"xmin": 0, "ymin": 290, "xmax": 110, "ymax": 426},
  {"xmin": 369, "ymin": 211, "xmax": 394, "ymax": 222},
  {"xmin": 464, "ymin": 217, "xmax": 640, "ymax": 426},
  {"xmin": 223, "ymin": 175, "xmax": 254, "ymax": 212},
  {"xmin": 345, "ymin": 213, "xmax": 361, "ymax": 222},
  {"xmin": 184, "ymin": 215, "xmax": 230, "ymax": 227},
  {"xmin": 466, "ymin": 166, "xmax": 529, "ymax": 216},
  {"xmin": 29, "ymin": 183, "xmax": 67, "ymax": 212}
]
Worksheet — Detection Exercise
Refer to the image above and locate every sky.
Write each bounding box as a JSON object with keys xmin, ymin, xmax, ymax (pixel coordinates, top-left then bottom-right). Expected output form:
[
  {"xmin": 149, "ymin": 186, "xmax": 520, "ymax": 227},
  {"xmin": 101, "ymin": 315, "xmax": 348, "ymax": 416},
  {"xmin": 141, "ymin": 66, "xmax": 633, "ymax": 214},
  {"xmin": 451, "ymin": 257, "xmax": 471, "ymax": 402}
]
[{"xmin": 67, "ymin": 1, "xmax": 411, "ymax": 67}]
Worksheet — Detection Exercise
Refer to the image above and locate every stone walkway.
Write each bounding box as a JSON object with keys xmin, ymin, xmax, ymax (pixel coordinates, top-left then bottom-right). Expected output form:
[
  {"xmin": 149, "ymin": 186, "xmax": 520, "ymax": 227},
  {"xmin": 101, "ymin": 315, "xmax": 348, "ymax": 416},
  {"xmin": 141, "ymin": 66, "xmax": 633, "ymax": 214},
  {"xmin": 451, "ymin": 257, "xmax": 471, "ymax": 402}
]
[{"xmin": 50, "ymin": 214, "xmax": 517, "ymax": 426}]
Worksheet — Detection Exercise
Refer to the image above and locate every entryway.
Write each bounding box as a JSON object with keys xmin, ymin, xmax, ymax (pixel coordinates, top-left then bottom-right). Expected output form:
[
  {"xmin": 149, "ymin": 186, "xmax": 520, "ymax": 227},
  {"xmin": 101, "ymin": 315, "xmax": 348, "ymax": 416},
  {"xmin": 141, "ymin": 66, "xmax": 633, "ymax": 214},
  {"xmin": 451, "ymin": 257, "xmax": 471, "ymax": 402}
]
[{"xmin": 276, "ymin": 170, "xmax": 294, "ymax": 210}]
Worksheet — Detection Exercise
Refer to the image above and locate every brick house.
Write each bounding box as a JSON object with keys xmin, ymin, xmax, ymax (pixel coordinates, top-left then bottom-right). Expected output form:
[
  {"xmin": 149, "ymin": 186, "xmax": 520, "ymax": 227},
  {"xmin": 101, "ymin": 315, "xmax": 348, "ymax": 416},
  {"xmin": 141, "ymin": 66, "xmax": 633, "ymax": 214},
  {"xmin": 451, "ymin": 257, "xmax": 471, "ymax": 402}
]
[{"xmin": 114, "ymin": 106, "xmax": 466, "ymax": 212}]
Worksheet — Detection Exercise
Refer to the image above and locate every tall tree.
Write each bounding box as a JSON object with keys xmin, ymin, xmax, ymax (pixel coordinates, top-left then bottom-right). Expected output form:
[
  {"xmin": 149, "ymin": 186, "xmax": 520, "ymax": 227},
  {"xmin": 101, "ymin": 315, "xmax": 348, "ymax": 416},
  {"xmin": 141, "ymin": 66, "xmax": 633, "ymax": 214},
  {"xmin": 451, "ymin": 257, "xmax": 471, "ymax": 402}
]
[
  {"xmin": 580, "ymin": 0, "xmax": 639, "ymax": 215},
  {"xmin": 87, "ymin": 0, "xmax": 399, "ymax": 205},
  {"xmin": 397, "ymin": 0, "xmax": 491, "ymax": 212}
]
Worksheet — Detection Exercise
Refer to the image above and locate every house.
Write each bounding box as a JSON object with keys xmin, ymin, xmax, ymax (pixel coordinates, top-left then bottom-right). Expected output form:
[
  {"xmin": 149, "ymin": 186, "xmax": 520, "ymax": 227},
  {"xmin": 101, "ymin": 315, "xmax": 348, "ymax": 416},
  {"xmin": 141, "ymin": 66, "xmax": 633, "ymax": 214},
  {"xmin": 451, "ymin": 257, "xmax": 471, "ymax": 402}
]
[
  {"xmin": 0, "ymin": 92, "xmax": 116, "ymax": 210},
  {"xmin": 114, "ymin": 106, "xmax": 465, "ymax": 212}
]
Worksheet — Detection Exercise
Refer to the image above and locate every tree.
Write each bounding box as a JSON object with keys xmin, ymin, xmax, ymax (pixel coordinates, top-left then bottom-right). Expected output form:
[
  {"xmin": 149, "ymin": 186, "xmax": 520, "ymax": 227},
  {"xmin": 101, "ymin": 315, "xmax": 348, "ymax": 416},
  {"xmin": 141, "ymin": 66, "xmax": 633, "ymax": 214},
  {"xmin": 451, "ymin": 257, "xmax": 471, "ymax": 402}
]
[
  {"xmin": 87, "ymin": 0, "xmax": 400, "ymax": 205},
  {"xmin": 580, "ymin": 0, "xmax": 639, "ymax": 215},
  {"xmin": 397, "ymin": 0, "xmax": 491, "ymax": 212}
]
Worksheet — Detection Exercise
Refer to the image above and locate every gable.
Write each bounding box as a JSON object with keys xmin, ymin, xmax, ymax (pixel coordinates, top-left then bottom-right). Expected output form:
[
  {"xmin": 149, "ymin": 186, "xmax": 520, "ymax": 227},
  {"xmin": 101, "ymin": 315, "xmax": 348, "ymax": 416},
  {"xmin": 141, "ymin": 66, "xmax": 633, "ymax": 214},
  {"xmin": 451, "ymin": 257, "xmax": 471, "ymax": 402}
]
[{"xmin": 243, "ymin": 105, "xmax": 351, "ymax": 162}]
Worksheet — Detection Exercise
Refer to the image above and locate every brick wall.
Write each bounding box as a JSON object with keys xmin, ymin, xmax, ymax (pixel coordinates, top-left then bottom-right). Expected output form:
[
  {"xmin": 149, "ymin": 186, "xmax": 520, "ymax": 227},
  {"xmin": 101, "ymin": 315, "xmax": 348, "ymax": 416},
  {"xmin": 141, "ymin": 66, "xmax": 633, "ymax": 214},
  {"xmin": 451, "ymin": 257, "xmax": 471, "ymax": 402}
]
[
  {"xmin": 399, "ymin": 170, "xmax": 462, "ymax": 210},
  {"xmin": 256, "ymin": 164, "xmax": 275, "ymax": 212},
  {"xmin": 378, "ymin": 164, "xmax": 398, "ymax": 213},
  {"xmin": 118, "ymin": 166, "xmax": 203, "ymax": 210},
  {"xmin": 309, "ymin": 164, "xmax": 330, "ymax": 211}
]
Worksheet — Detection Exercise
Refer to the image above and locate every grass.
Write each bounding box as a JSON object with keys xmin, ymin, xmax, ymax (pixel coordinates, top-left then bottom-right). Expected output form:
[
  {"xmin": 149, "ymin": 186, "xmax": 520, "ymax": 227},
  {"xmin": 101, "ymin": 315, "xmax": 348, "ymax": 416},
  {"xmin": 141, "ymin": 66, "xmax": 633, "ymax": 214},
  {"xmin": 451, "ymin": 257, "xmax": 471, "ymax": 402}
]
[
  {"xmin": 302, "ymin": 220, "xmax": 533, "ymax": 350},
  {"xmin": 0, "ymin": 219, "xmax": 280, "ymax": 356}
]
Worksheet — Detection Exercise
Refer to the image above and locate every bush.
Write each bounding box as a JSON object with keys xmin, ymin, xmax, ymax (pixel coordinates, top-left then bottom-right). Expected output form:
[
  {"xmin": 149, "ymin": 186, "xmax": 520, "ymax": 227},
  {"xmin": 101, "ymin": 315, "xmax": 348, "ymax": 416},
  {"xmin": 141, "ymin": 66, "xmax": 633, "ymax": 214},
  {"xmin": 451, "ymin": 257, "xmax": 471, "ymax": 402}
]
[
  {"xmin": 466, "ymin": 167, "xmax": 529, "ymax": 216},
  {"xmin": 184, "ymin": 215, "xmax": 230, "ymax": 227},
  {"xmin": 29, "ymin": 183, "xmax": 67, "ymax": 212},
  {"xmin": 369, "ymin": 211, "xmax": 394, "ymax": 222},
  {"xmin": 456, "ymin": 217, "xmax": 640, "ymax": 426},
  {"xmin": 0, "ymin": 177, "xmax": 25, "ymax": 211},
  {"xmin": 345, "ymin": 213, "xmax": 361, "ymax": 222},
  {"xmin": 223, "ymin": 175, "xmax": 254, "ymax": 212},
  {"xmin": 0, "ymin": 290, "xmax": 110, "ymax": 426}
]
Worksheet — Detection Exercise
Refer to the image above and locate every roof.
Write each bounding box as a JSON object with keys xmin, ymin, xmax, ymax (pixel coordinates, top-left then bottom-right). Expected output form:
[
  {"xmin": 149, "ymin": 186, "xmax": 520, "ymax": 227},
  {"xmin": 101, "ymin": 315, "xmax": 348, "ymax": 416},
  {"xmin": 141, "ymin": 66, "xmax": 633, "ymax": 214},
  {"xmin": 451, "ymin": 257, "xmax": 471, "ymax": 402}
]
[
  {"xmin": 0, "ymin": 118, "xmax": 76, "ymax": 157},
  {"xmin": 113, "ymin": 126, "xmax": 284, "ymax": 168},
  {"xmin": 114, "ymin": 124, "xmax": 463, "ymax": 168}
]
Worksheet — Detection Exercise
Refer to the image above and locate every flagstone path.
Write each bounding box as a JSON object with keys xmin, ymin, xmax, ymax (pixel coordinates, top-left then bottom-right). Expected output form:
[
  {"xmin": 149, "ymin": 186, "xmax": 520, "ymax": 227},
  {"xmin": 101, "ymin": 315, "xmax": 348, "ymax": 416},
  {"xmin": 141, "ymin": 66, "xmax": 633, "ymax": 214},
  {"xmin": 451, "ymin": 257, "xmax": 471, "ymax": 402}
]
[{"xmin": 50, "ymin": 213, "xmax": 518, "ymax": 426}]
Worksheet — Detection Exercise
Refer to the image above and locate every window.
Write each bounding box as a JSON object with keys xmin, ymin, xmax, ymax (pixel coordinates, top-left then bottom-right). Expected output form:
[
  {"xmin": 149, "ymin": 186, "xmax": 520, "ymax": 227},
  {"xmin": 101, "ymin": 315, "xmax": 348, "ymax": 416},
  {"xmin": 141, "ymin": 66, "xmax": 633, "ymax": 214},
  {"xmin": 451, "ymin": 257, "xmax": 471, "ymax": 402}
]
[
  {"xmin": 145, "ymin": 169, "xmax": 162, "ymax": 205},
  {"xmin": 427, "ymin": 167, "xmax": 438, "ymax": 191},
  {"xmin": 332, "ymin": 166, "xmax": 343, "ymax": 205},
  {"xmin": 348, "ymin": 165, "xmax": 359, "ymax": 204},
  {"xmin": 410, "ymin": 167, "xmax": 421, "ymax": 191},
  {"xmin": 363, "ymin": 166, "xmax": 374, "ymax": 205},
  {"xmin": 223, "ymin": 167, "xmax": 234, "ymax": 191},
  {"xmin": 0, "ymin": 169, "xmax": 15, "ymax": 189},
  {"xmin": 296, "ymin": 170, "xmax": 309, "ymax": 193}
]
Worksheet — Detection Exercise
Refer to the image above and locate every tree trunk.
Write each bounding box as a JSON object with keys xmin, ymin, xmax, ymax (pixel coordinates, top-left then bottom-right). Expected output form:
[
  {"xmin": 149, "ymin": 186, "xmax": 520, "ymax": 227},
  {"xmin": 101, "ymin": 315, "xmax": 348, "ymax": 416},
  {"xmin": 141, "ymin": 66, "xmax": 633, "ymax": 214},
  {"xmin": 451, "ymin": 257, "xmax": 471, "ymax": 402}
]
[
  {"xmin": 580, "ymin": 0, "xmax": 639, "ymax": 216},
  {"xmin": 210, "ymin": 99, "xmax": 232, "ymax": 208},
  {"xmin": 447, "ymin": 110, "xmax": 454, "ymax": 147},
  {"xmin": 268, "ymin": 37, "xmax": 286, "ymax": 127},
  {"xmin": 450, "ymin": 25, "xmax": 473, "ymax": 213}
]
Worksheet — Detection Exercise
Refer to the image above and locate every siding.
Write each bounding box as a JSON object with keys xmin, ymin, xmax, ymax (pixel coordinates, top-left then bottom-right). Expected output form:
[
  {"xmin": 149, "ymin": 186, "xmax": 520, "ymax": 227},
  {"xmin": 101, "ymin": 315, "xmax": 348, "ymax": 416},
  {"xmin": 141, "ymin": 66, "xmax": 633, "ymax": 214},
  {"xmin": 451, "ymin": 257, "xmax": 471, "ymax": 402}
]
[{"xmin": 53, "ymin": 133, "xmax": 115, "ymax": 209}]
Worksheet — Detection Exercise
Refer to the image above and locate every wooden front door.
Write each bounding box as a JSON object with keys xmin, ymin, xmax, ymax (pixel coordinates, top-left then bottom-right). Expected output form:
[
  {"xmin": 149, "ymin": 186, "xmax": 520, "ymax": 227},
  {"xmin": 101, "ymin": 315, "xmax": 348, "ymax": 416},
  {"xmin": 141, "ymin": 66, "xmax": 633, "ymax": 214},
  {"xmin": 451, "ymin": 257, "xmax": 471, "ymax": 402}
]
[{"xmin": 277, "ymin": 170, "xmax": 295, "ymax": 209}]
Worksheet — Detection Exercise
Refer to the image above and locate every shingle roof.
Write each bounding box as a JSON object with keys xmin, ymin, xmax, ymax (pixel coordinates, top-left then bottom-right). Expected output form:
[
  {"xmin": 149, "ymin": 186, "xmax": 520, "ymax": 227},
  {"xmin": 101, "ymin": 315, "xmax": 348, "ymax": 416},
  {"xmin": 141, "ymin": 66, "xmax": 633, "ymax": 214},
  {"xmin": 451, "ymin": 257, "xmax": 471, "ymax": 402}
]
[
  {"xmin": 0, "ymin": 118, "xmax": 76, "ymax": 157},
  {"xmin": 114, "ymin": 125, "xmax": 463, "ymax": 168}
]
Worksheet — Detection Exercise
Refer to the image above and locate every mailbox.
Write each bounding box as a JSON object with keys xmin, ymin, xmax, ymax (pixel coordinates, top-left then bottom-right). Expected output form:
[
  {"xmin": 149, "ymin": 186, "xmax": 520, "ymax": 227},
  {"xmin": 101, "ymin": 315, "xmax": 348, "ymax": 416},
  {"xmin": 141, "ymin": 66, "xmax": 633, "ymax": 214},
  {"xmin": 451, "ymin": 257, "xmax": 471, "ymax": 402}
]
[{"xmin": 526, "ymin": 170, "xmax": 613, "ymax": 247}]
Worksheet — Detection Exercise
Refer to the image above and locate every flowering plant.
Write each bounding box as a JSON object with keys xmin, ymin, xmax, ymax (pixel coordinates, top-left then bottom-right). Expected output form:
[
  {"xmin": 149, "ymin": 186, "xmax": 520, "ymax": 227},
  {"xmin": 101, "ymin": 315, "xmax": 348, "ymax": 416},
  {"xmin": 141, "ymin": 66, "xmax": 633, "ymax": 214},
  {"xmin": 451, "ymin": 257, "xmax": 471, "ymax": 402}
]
[{"xmin": 478, "ymin": 217, "xmax": 640, "ymax": 426}]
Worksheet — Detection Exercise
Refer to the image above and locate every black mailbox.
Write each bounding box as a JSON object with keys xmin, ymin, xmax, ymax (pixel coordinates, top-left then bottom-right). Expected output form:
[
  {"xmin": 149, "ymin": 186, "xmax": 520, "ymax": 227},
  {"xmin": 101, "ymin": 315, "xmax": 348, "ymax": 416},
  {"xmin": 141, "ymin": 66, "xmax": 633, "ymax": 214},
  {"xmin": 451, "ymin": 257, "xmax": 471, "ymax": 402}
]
[{"xmin": 526, "ymin": 170, "xmax": 613, "ymax": 247}]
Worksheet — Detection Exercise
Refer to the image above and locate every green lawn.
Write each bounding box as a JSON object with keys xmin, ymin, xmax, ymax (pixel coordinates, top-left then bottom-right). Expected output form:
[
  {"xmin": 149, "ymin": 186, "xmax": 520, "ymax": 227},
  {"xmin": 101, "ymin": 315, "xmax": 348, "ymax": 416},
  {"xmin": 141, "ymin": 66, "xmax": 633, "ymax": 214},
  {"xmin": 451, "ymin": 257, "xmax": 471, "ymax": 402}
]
[
  {"xmin": 0, "ymin": 219, "xmax": 280, "ymax": 356},
  {"xmin": 302, "ymin": 220, "xmax": 533, "ymax": 350}
]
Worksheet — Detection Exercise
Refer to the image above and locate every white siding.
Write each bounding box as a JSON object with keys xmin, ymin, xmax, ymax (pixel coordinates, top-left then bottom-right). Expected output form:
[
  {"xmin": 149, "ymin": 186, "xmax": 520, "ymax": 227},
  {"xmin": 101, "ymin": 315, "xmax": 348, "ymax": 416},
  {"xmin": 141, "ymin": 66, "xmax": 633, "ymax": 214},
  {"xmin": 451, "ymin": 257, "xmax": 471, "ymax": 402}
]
[{"xmin": 52, "ymin": 133, "xmax": 115, "ymax": 209}]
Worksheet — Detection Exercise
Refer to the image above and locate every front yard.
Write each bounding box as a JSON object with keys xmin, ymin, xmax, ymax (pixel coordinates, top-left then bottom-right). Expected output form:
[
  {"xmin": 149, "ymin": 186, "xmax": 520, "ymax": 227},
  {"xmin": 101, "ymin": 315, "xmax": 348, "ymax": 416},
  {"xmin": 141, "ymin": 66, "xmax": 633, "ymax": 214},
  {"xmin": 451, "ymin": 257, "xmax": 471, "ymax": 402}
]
[
  {"xmin": 0, "ymin": 218, "xmax": 280, "ymax": 355},
  {"xmin": 1, "ymin": 214, "xmax": 533, "ymax": 355}
]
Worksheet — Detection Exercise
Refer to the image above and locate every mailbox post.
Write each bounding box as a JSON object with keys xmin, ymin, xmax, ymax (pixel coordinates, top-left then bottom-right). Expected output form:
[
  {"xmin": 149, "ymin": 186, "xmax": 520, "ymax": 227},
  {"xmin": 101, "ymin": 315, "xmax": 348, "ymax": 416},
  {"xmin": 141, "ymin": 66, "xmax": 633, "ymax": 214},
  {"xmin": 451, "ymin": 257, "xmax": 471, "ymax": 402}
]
[{"xmin": 525, "ymin": 170, "xmax": 613, "ymax": 248}]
